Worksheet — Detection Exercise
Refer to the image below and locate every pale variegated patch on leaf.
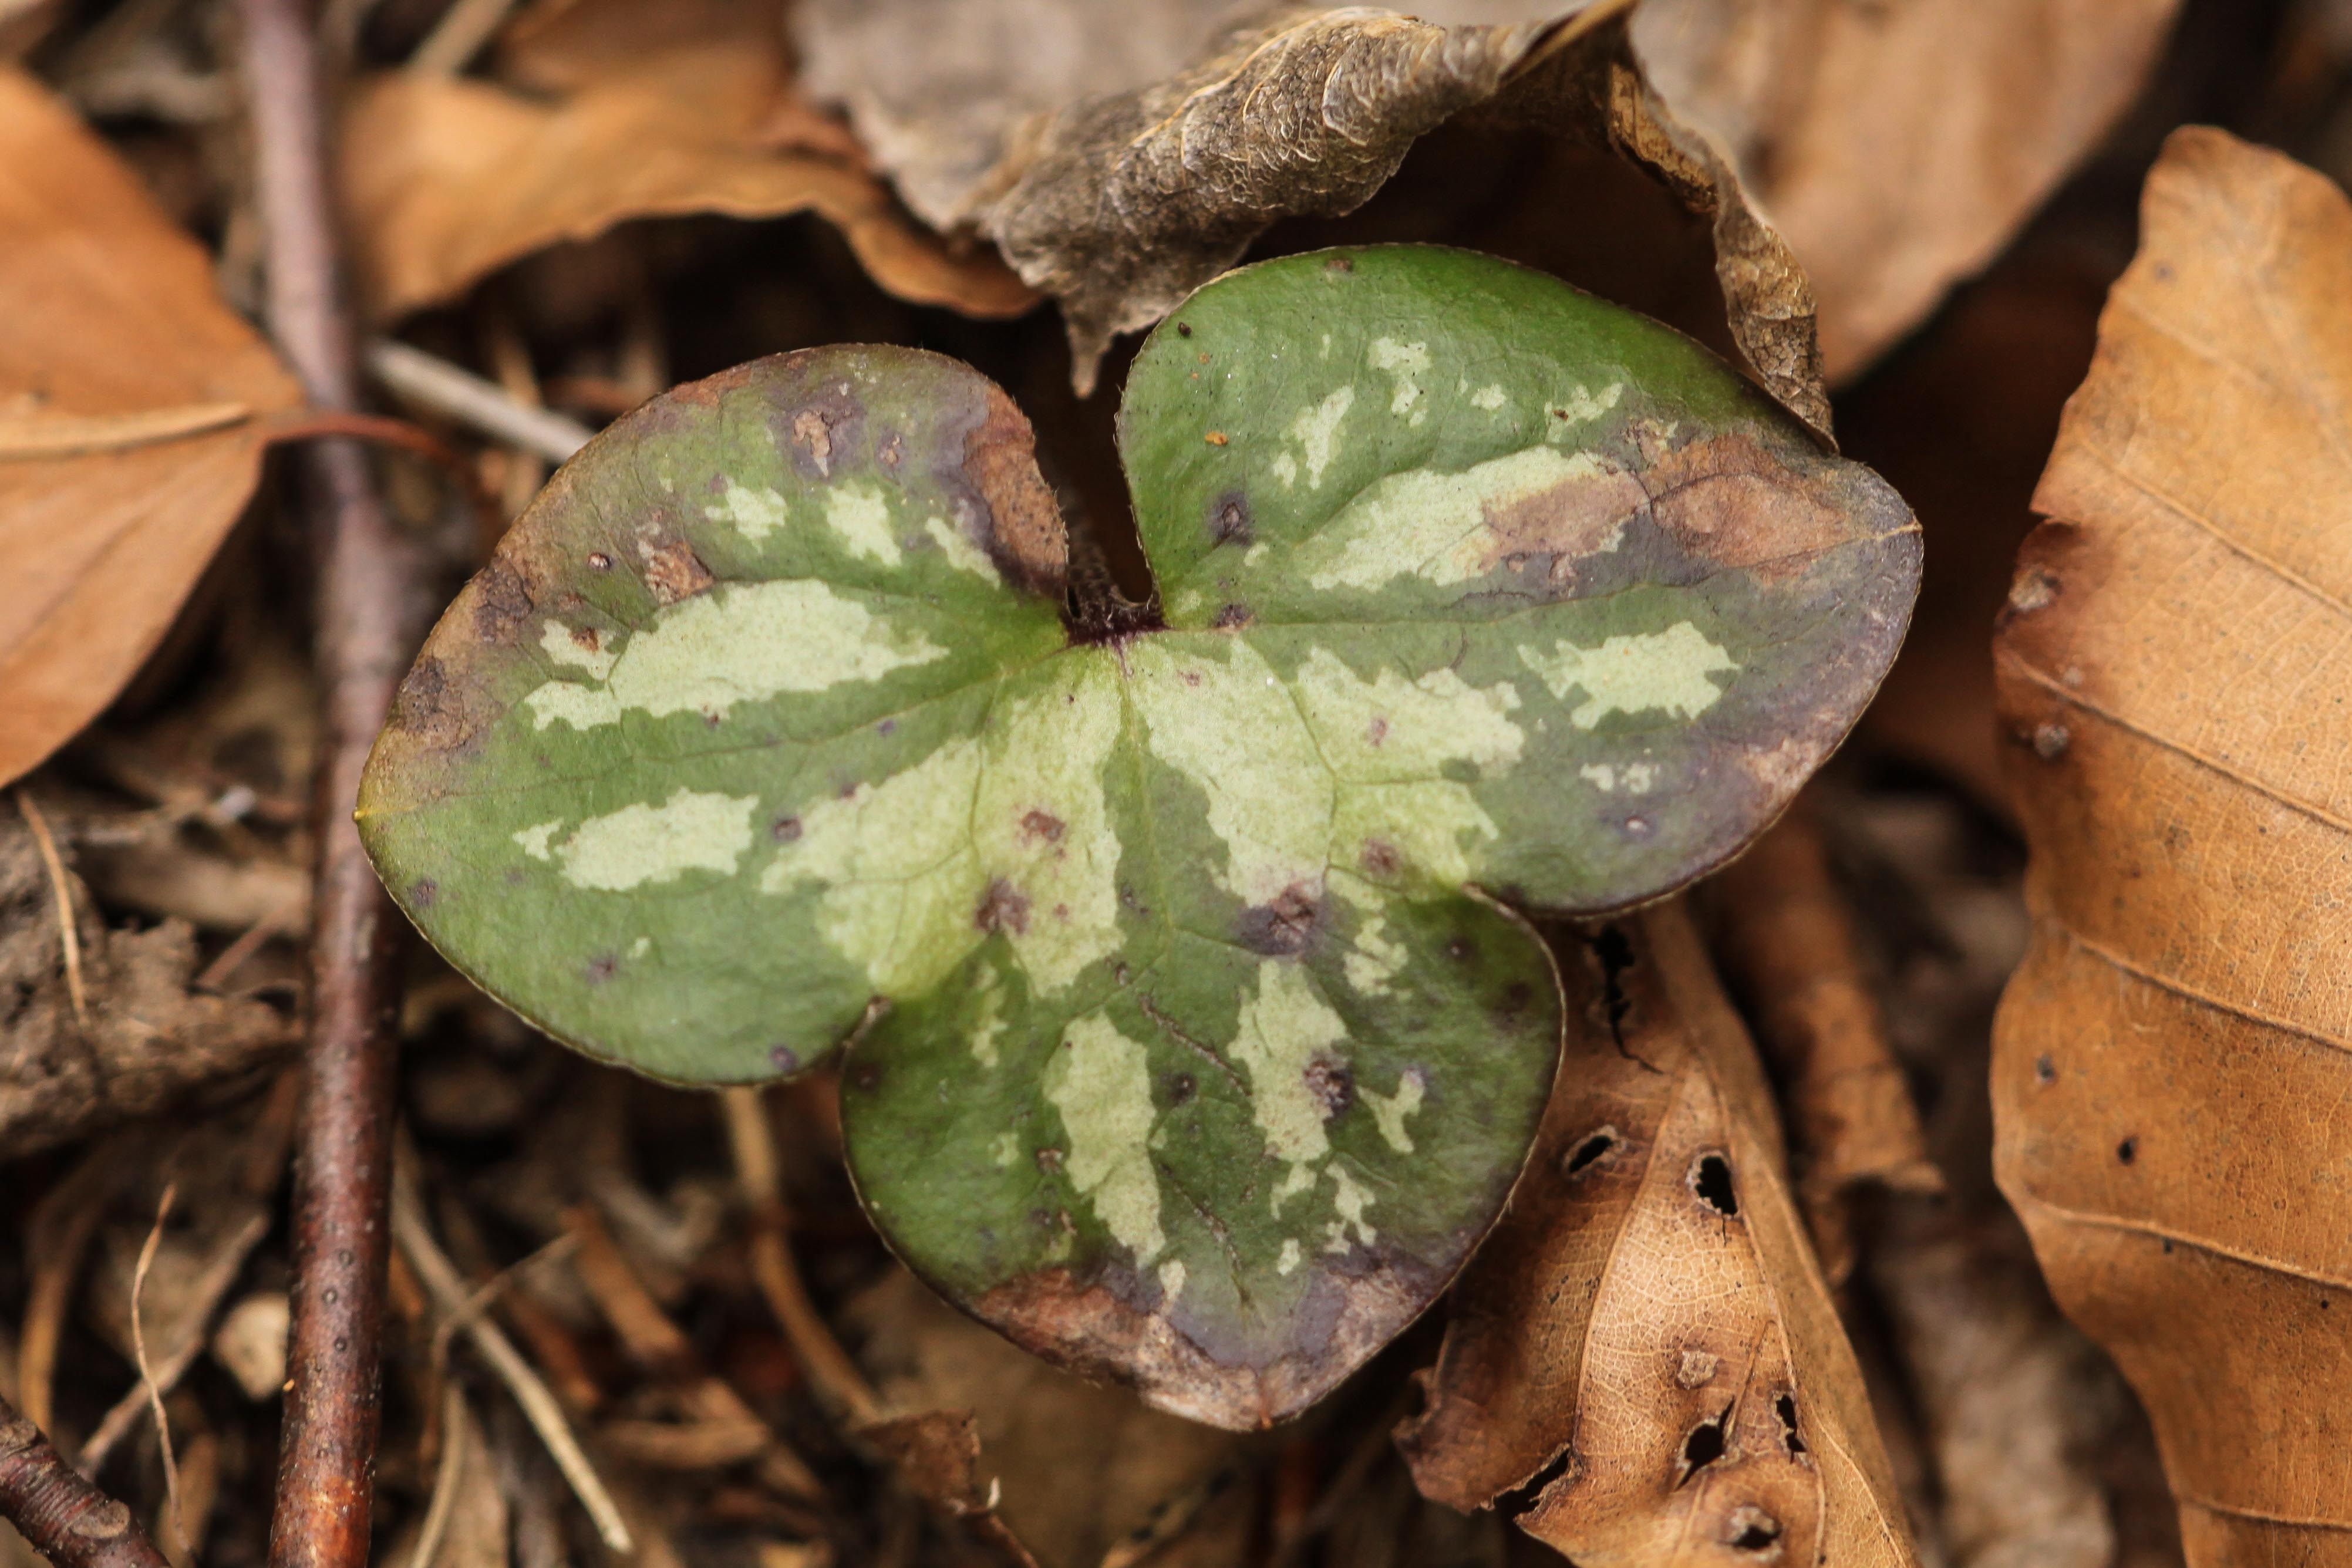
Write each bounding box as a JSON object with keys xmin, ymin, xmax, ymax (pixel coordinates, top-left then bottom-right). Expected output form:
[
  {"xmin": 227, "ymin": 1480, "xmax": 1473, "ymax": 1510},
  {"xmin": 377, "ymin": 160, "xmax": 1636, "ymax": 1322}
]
[{"xmin": 358, "ymin": 247, "xmax": 1919, "ymax": 1428}]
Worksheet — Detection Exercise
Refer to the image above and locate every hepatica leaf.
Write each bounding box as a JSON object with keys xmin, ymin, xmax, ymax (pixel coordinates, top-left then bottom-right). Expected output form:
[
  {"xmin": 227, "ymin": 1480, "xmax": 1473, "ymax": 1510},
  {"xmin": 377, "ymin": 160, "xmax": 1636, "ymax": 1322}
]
[{"xmin": 358, "ymin": 247, "xmax": 1919, "ymax": 1428}]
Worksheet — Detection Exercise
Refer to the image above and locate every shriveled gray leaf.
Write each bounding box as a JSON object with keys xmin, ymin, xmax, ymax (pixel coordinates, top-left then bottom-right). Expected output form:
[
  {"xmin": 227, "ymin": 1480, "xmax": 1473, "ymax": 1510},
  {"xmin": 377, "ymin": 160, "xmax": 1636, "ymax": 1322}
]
[
  {"xmin": 793, "ymin": 1, "xmax": 1827, "ymax": 432},
  {"xmin": 798, "ymin": 0, "xmax": 2177, "ymax": 419}
]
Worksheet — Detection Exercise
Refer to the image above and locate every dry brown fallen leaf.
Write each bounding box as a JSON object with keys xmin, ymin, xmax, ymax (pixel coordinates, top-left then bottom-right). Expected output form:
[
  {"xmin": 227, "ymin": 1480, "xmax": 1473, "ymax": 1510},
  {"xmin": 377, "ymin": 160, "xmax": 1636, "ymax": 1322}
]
[
  {"xmin": 340, "ymin": 0, "xmax": 1036, "ymax": 323},
  {"xmin": 1709, "ymin": 801, "xmax": 1942, "ymax": 1287},
  {"xmin": 1992, "ymin": 126, "xmax": 2352, "ymax": 1564},
  {"xmin": 0, "ymin": 65, "xmax": 302, "ymax": 790},
  {"xmin": 1637, "ymin": 0, "xmax": 2179, "ymax": 379},
  {"xmin": 1399, "ymin": 900, "xmax": 1917, "ymax": 1567},
  {"xmin": 797, "ymin": 0, "xmax": 2176, "ymax": 408}
]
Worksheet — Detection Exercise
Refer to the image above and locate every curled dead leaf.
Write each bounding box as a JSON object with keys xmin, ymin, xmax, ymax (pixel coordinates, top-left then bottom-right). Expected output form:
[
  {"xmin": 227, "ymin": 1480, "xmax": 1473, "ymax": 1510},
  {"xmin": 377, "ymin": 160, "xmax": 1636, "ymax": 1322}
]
[
  {"xmin": 1399, "ymin": 900, "xmax": 1917, "ymax": 1567},
  {"xmin": 799, "ymin": 0, "xmax": 2178, "ymax": 426},
  {"xmin": 0, "ymin": 66, "xmax": 302, "ymax": 789},
  {"xmin": 340, "ymin": 0, "xmax": 1035, "ymax": 322},
  {"xmin": 1992, "ymin": 126, "xmax": 2352, "ymax": 1560}
]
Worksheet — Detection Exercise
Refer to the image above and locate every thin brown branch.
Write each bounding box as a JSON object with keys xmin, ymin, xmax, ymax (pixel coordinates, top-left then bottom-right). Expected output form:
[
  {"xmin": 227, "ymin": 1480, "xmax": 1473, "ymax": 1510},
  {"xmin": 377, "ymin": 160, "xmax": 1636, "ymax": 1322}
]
[
  {"xmin": 234, "ymin": 3, "xmax": 436, "ymax": 1567},
  {"xmin": 0, "ymin": 1390, "xmax": 171, "ymax": 1568}
]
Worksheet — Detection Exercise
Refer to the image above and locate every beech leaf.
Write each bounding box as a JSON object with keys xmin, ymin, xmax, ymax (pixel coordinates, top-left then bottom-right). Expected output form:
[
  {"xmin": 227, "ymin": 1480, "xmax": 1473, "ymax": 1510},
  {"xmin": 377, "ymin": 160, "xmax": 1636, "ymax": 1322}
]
[
  {"xmin": 1992, "ymin": 127, "xmax": 2352, "ymax": 1559},
  {"xmin": 358, "ymin": 246, "xmax": 1917, "ymax": 1425},
  {"xmin": 0, "ymin": 66, "xmax": 303, "ymax": 788}
]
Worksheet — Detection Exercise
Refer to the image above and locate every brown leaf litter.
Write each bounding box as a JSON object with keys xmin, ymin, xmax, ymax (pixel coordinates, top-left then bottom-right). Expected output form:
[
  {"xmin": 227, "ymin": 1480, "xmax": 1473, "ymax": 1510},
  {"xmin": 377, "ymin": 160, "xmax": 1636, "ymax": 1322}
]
[
  {"xmin": 1993, "ymin": 126, "xmax": 2352, "ymax": 1563},
  {"xmin": 1399, "ymin": 899, "xmax": 1918, "ymax": 1567},
  {"xmin": 339, "ymin": 0, "xmax": 1036, "ymax": 324},
  {"xmin": 796, "ymin": 0, "xmax": 2179, "ymax": 424},
  {"xmin": 0, "ymin": 65, "xmax": 302, "ymax": 790},
  {"xmin": 1, "ymin": 807, "xmax": 297, "ymax": 1159}
]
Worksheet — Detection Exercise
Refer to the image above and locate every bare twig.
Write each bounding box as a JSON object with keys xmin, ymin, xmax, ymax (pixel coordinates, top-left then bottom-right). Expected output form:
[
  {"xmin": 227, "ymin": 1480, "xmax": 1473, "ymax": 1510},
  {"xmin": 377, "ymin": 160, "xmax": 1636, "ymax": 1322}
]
[
  {"xmin": 561, "ymin": 1205, "xmax": 824, "ymax": 1503},
  {"xmin": 19, "ymin": 1142, "xmax": 121, "ymax": 1438},
  {"xmin": 0, "ymin": 1390, "xmax": 171, "ymax": 1568},
  {"xmin": 390, "ymin": 1176, "xmax": 633, "ymax": 1553},
  {"xmin": 235, "ymin": 2, "xmax": 436, "ymax": 1564},
  {"xmin": 406, "ymin": 0, "xmax": 518, "ymax": 76},
  {"xmin": 400, "ymin": 1382, "xmax": 470, "ymax": 1568},
  {"xmin": 721, "ymin": 1089, "xmax": 884, "ymax": 1429},
  {"xmin": 80, "ymin": 1205, "xmax": 273, "ymax": 1473},
  {"xmin": 16, "ymin": 790, "xmax": 87, "ymax": 1029},
  {"xmin": 128, "ymin": 1185, "xmax": 186, "ymax": 1560},
  {"xmin": 365, "ymin": 340, "xmax": 595, "ymax": 465}
]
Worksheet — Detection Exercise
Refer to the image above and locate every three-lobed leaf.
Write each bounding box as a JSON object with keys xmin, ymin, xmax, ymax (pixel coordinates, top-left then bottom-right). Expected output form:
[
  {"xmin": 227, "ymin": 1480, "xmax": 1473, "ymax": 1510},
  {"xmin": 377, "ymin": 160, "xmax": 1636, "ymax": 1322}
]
[{"xmin": 359, "ymin": 246, "xmax": 1919, "ymax": 1426}]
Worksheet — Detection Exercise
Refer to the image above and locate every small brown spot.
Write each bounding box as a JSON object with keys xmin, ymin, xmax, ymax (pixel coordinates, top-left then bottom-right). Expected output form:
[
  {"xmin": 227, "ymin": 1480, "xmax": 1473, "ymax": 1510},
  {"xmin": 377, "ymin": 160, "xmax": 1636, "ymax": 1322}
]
[
  {"xmin": 638, "ymin": 531, "xmax": 713, "ymax": 605},
  {"xmin": 791, "ymin": 409, "xmax": 833, "ymax": 476},
  {"xmin": 975, "ymin": 878, "xmax": 1030, "ymax": 936},
  {"xmin": 411, "ymin": 879, "xmax": 438, "ymax": 909},
  {"xmin": 587, "ymin": 551, "xmax": 612, "ymax": 570},
  {"xmin": 879, "ymin": 433, "xmax": 903, "ymax": 468},
  {"xmin": 1303, "ymin": 1057, "xmax": 1354, "ymax": 1119},
  {"xmin": 1197, "ymin": 351, "xmax": 1211, "ymax": 364},
  {"xmin": 1204, "ymin": 430, "xmax": 1228, "ymax": 446},
  {"xmin": 1176, "ymin": 321, "xmax": 1193, "ymax": 337},
  {"xmin": 2033, "ymin": 721, "xmax": 2071, "ymax": 760},
  {"xmin": 1360, "ymin": 839, "xmax": 1401, "ymax": 877},
  {"xmin": 1324, "ymin": 255, "xmax": 1354, "ymax": 273},
  {"xmin": 570, "ymin": 625, "xmax": 604, "ymax": 653},
  {"xmin": 471, "ymin": 558, "xmax": 536, "ymax": 643},
  {"xmin": 1021, "ymin": 810, "xmax": 1065, "ymax": 843},
  {"xmin": 770, "ymin": 1044, "xmax": 801, "ymax": 1074},
  {"xmin": 1366, "ymin": 715, "xmax": 1388, "ymax": 746},
  {"xmin": 585, "ymin": 954, "xmax": 618, "ymax": 984},
  {"xmin": 2117, "ymin": 1136, "xmax": 2138, "ymax": 1164},
  {"xmin": 1212, "ymin": 603, "xmax": 1252, "ymax": 629},
  {"xmin": 1208, "ymin": 490, "xmax": 1252, "ymax": 546},
  {"xmin": 1180, "ymin": 669, "xmax": 1202, "ymax": 687},
  {"xmin": 2036, "ymin": 1053, "xmax": 2056, "ymax": 1083},
  {"xmin": 1239, "ymin": 883, "xmax": 1320, "ymax": 955},
  {"xmin": 851, "ymin": 1062, "xmax": 882, "ymax": 1094},
  {"xmin": 1168, "ymin": 1072, "xmax": 1196, "ymax": 1105},
  {"xmin": 772, "ymin": 815, "xmax": 803, "ymax": 842},
  {"xmin": 1035, "ymin": 1147, "xmax": 1064, "ymax": 1175},
  {"xmin": 1675, "ymin": 1348, "xmax": 1718, "ymax": 1388},
  {"xmin": 2008, "ymin": 567, "xmax": 2059, "ymax": 614}
]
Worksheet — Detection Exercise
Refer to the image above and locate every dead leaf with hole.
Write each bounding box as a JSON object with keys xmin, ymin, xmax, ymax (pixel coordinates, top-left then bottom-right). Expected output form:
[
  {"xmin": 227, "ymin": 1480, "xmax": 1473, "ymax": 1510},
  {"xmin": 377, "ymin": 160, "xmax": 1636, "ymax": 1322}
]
[
  {"xmin": 1991, "ymin": 126, "xmax": 2352, "ymax": 1563},
  {"xmin": 0, "ymin": 66, "xmax": 302, "ymax": 789},
  {"xmin": 1398, "ymin": 901, "xmax": 1917, "ymax": 1567},
  {"xmin": 339, "ymin": 0, "xmax": 1036, "ymax": 323}
]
